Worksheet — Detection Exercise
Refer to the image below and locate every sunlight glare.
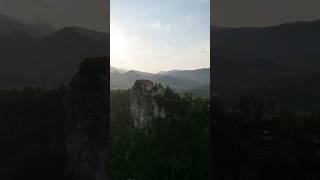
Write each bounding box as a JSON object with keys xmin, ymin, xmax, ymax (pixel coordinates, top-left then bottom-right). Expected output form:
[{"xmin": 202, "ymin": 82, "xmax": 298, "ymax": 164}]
[{"xmin": 111, "ymin": 26, "xmax": 127, "ymax": 58}]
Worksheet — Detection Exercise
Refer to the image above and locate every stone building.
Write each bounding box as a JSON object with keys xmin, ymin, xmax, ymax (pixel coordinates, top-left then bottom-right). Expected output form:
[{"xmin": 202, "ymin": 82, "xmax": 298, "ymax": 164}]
[{"xmin": 133, "ymin": 80, "xmax": 154, "ymax": 91}]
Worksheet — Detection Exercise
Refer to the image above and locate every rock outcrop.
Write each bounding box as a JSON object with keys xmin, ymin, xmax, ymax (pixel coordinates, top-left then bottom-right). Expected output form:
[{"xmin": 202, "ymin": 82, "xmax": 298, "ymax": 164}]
[
  {"xmin": 65, "ymin": 57, "xmax": 109, "ymax": 180},
  {"xmin": 130, "ymin": 80, "xmax": 165, "ymax": 128}
]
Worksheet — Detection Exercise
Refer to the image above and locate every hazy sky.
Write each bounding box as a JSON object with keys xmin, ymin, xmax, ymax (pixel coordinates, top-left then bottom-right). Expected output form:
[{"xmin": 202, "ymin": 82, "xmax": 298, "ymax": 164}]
[
  {"xmin": 212, "ymin": 0, "xmax": 320, "ymax": 27},
  {"xmin": 111, "ymin": 0, "xmax": 210, "ymax": 73},
  {"xmin": 0, "ymin": 0, "xmax": 109, "ymax": 32}
]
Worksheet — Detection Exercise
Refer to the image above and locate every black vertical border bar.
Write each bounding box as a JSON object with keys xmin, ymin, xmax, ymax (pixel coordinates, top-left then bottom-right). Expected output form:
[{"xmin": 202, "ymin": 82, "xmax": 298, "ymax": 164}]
[
  {"xmin": 106, "ymin": 0, "xmax": 111, "ymax": 179},
  {"xmin": 209, "ymin": 0, "xmax": 214, "ymax": 179}
]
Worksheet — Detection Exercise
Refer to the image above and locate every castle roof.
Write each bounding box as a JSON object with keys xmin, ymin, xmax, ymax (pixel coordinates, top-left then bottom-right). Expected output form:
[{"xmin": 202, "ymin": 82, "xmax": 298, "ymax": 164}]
[{"xmin": 135, "ymin": 80, "xmax": 154, "ymax": 85}]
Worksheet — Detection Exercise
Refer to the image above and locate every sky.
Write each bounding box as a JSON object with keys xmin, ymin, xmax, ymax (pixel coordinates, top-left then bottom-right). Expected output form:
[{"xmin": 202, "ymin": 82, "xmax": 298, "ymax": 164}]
[
  {"xmin": 111, "ymin": 0, "xmax": 210, "ymax": 73},
  {"xmin": 212, "ymin": 0, "xmax": 320, "ymax": 27},
  {"xmin": 0, "ymin": 0, "xmax": 109, "ymax": 32}
]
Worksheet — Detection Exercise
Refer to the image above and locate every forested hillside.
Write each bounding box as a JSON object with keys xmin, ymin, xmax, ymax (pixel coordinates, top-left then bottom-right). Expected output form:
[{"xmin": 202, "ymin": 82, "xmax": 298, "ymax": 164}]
[
  {"xmin": 211, "ymin": 20, "xmax": 320, "ymax": 179},
  {"xmin": 0, "ymin": 86, "xmax": 67, "ymax": 179},
  {"xmin": 111, "ymin": 87, "xmax": 209, "ymax": 180},
  {"xmin": 0, "ymin": 57, "xmax": 109, "ymax": 180},
  {"xmin": 212, "ymin": 97, "xmax": 320, "ymax": 180}
]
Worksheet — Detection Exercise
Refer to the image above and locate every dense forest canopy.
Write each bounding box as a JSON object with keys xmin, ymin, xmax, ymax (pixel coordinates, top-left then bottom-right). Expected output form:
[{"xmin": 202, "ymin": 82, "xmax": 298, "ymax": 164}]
[
  {"xmin": 110, "ymin": 87, "xmax": 209, "ymax": 180},
  {"xmin": 0, "ymin": 57, "xmax": 109, "ymax": 180},
  {"xmin": 212, "ymin": 96, "xmax": 320, "ymax": 180},
  {"xmin": 0, "ymin": 86, "xmax": 67, "ymax": 179}
]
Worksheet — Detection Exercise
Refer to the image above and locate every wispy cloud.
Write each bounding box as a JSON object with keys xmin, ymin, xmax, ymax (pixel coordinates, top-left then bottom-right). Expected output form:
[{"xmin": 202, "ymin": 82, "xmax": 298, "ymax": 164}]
[
  {"xmin": 150, "ymin": 21, "xmax": 172, "ymax": 31},
  {"xmin": 111, "ymin": 0, "xmax": 210, "ymax": 72},
  {"xmin": 151, "ymin": 21, "xmax": 161, "ymax": 29},
  {"xmin": 196, "ymin": 48, "xmax": 208, "ymax": 54},
  {"xmin": 195, "ymin": 40, "xmax": 210, "ymax": 55}
]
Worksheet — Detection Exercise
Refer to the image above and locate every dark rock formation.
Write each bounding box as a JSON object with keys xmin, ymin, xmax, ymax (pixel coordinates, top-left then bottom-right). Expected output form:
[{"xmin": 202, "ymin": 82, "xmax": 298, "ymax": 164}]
[
  {"xmin": 65, "ymin": 57, "xmax": 109, "ymax": 180},
  {"xmin": 130, "ymin": 81, "xmax": 165, "ymax": 129}
]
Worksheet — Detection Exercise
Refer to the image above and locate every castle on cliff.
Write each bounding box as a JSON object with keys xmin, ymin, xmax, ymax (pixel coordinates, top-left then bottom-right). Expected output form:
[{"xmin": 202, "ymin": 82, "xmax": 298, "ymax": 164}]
[{"xmin": 130, "ymin": 80, "xmax": 165, "ymax": 129}]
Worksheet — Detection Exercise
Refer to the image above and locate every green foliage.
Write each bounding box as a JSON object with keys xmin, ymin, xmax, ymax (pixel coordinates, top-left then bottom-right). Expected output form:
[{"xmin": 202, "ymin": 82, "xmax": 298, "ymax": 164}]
[
  {"xmin": 0, "ymin": 86, "xmax": 68, "ymax": 180},
  {"xmin": 111, "ymin": 88, "xmax": 209, "ymax": 180},
  {"xmin": 212, "ymin": 97, "xmax": 320, "ymax": 180}
]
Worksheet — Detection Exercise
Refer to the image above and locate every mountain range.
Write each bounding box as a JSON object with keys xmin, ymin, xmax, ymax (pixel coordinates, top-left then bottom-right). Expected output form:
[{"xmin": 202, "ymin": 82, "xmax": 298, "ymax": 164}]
[
  {"xmin": 110, "ymin": 67, "xmax": 210, "ymax": 95},
  {"xmin": 5, "ymin": 13, "xmax": 320, "ymax": 103},
  {"xmin": 0, "ymin": 14, "xmax": 55, "ymax": 37},
  {"xmin": 0, "ymin": 14, "xmax": 109, "ymax": 89},
  {"xmin": 0, "ymin": 13, "xmax": 209, "ymax": 95},
  {"xmin": 212, "ymin": 20, "xmax": 320, "ymax": 111}
]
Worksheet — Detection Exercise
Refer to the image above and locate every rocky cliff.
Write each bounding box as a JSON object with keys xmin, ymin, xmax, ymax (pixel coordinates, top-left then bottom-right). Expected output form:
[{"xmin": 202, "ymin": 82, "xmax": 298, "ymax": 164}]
[
  {"xmin": 130, "ymin": 82, "xmax": 165, "ymax": 129},
  {"xmin": 65, "ymin": 57, "xmax": 109, "ymax": 180}
]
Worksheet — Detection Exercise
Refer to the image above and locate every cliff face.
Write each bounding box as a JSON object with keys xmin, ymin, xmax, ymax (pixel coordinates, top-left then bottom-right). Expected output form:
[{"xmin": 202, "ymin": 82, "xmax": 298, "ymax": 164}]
[
  {"xmin": 65, "ymin": 57, "xmax": 109, "ymax": 180},
  {"xmin": 130, "ymin": 82, "xmax": 165, "ymax": 128}
]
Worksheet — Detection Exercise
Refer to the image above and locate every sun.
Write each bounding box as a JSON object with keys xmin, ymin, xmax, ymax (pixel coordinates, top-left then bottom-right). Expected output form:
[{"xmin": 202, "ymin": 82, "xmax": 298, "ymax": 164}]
[{"xmin": 111, "ymin": 26, "xmax": 127, "ymax": 59}]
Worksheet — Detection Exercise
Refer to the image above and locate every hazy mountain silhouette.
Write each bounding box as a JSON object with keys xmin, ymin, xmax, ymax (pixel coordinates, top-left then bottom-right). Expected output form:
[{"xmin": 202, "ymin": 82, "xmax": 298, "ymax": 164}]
[
  {"xmin": 159, "ymin": 68, "xmax": 209, "ymax": 84},
  {"xmin": 0, "ymin": 14, "xmax": 55, "ymax": 37},
  {"xmin": 110, "ymin": 68, "xmax": 209, "ymax": 95},
  {"xmin": 213, "ymin": 20, "xmax": 320, "ymax": 110},
  {"xmin": 0, "ymin": 26, "xmax": 109, "ymax": 89},
  {"xmin": 68, "ymin": 26, "xmax": 109, "ymax": 43},
  {"xmin": 213, "ymin": 20, "xmax": 320, "ymax": 72},
  {"xmin": 110, "ymin": 66, "xmax": 127, "ymax": 73}
]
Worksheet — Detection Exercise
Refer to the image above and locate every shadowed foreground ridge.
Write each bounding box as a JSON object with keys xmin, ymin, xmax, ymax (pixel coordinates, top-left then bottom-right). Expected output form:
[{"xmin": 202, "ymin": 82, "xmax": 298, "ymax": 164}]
[
  {"xmin": 65, "ymin": 57, "xmax": 109, "ymax": 180},
  {"xmin": 0, "ymin": 57, "xmax": 109, "ymax": 180},
  {"xmin": 211, "ymin": 20, "xmax": 320, "ymax": 180}
]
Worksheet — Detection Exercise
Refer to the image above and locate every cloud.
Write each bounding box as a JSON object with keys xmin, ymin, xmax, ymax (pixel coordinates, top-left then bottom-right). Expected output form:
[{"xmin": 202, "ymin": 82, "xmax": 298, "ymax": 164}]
[
  {"xmin": 195, "ymin": 48, "xmax": 208, "ymax": 54},
  {"xmin": 150, "ymin": 21, "xmax": 172, "ymax": 31},
  {"xmin": 111, "ymin": 0, "xmax": 209, "ymax": 72},
  {"xmin": 194, "ymin": 40, "xmax": 210, "ymax": 55},
  {"xmin": 151, "ymin": 21, "xmax": 161, "ymax": 29}
]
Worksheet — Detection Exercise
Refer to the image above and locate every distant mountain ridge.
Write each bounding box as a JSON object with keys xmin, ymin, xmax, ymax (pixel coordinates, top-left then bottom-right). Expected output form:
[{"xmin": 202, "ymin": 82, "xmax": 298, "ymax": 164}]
[
  {"xmin": 159, "ymin": 68, "xmax": 209, "ymax": 84},
  {"xmin": 110, "ymin": 67, "xmax": 210, "ymax": 96},
  {"xmin": 111, "ymin": 66, "xmax": 127, "ymax": 73},
  {"xmin": 0, "ymin": 13, "xmax": 209, "ymax": 94},
  {"xmin": 213, "ymin": 20, "xmax": 320, "ymax": 111},
  {"xmin": 0, "ymin": 22, "xmax": 109, "ymax": 89},
  {"xmin": 213, "ymin": 20, "xmax": 320, "ymax": 72},
  {"xmin": 0, "ymin": 14, "xmax": 55, "ymax": 37}
]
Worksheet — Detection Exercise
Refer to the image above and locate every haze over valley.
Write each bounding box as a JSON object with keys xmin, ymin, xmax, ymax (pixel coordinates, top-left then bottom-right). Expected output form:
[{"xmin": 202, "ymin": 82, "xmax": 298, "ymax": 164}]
[{"xmin": 111, "ymin": 66, "xmax": 210, "ymax": 96}]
